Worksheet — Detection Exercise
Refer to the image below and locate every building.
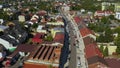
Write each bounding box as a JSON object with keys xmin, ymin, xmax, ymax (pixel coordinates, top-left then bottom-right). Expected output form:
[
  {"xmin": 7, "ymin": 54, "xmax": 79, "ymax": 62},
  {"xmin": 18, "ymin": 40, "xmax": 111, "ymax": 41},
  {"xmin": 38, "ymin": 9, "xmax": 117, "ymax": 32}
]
[
  {"xmin": 32, "ymin": 33, "xmax": 45, "ymax": 44},
  {"xmin": 102, "ymin": 2, "xmax": 111, "ymax": 11},
  {"xmin": 115, "ymin": 3, "xmax": 120, "ymax": 12},
  {"xmin": 80, "ymin": 27, "xmax": 96, "ymax": 40},
  {"xmin": 115, "ymin": 12, "xmax": 120, "ymax": 20},
  {"xmin": 0, "ymin": 25, "xmax": 8, "ymax": 32},
  {"xmin": 18, "ymin": 15, "xmax": 25, "ymax": 22},
  {"xmin": 24, "ymin": 44, "xmax": 62, "ymax": 68}
]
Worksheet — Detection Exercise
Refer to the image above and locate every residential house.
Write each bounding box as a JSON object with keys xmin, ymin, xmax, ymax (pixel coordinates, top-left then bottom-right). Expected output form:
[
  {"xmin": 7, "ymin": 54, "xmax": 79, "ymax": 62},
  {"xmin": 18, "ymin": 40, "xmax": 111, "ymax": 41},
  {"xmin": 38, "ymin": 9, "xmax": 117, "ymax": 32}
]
[
  {"xmin": 101, "ymin": 2, "xmax": 111, "ymax": 11},
  {"xmin": 74, "ymin": 16, "xmax": 82, "ymax": 24},
  {"xmin": 80, "ymin": 27, "xmax": 96, "ymax": 40},
  {"xmin": 32, "ymin": 33, "xmax": 45, "ymax": 44},
  {"xmin": 105, "ymin": 58, "xmax": 120, "ymax": 68},
  {"xmin": 115, "ymin": 3, "xmax": 120, "ymax": 12},
  {"xmin": 88, "ymin": 56, "xmax": 108, "ymax": 68},
  {"xmin": 53, "ymin": 32, "xmax": 64, "ymax": 44},
  {"xmin": 0, "ymin": 21, "xmax": 28, "ymax": 50},
  {"xmin": 37, "ymin": 10, "xmax": 47, "ymax": 16},
  {"xmin": 51, "ymin": 27, "xmax": 64, "ymax": 38},
  {"xmin": 83, "ymin": 36, "xmax": 95, "ymax": 46},
  {"xmin": 98, "ymin": 45, "xmax": 117, "ymax": 55},
  {"xmin": 0, "ymin": 5, "xmax": 2, "ymax": 9},
  {"xmin": 115, "ymin": 12, "xmax": 120, "ymax": 20},
  {"xmin": 18, "ymin": 15, "xmax": 25, "ymax": 22},
  {"xmin": 37, "ymin": 25, "xmax": 47, "ymax": 33},
  {"xmin": 94, "ymin": 10, "xmax": 113, "ymax": 19},
  {"xmin": 6, "ymin": 44, "xmax": 38, "ymax": 65},
  {"xmin": 0, "ymin": 19, "xmax": 4, "ymax": 24},
  {"xmin": 30, "ymin": 14, "xmax": 39, "ymax": 24},
  {"xmin": 0, "ymin": 25, "xmax": 8, "ymax": 32},
  {"xmin": 85, "ymin": 43, "xmax": 103, "ymax": 58},
  {"xmin": 47, "ymin": 21, "xmax": 64, "ymax": 26}
]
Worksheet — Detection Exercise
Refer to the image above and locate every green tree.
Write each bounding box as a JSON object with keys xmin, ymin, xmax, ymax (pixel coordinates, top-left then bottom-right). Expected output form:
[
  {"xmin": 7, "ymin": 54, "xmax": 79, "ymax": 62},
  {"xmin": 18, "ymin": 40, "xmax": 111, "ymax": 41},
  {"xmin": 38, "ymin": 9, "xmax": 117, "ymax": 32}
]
[
  {"xmin": 44, "ymin": 35, "xmax": 53, "ymax": 41},
  {"xmin": 100, "ymin": 45, "xmax": 104, "ymax": 53},
  {"xmin": 97, "ymin": 34, "xmax": 105, "ymax": 43},
  {"xmin": 113, "ymin": 27, "xmax": 120, "ymax": 34},
  {"xmin": 109, "ymin": 15, "xmax": 115, "ymax": 20},
  {"xmin": 49, "ymin": 64, "xmax": 53, "ymax": 68},
  {"xmin": 103, "ymin": 46, "xmax": 109, "ymax": 56},
  {"xmin": 101, "ymin": 17, "xmax": 109, "ymax": 24},
  {"xmin": 104, "ymin": 28, "xmax": 114, "ymax": 43},
  {"xmin": 114, "ymin": 34, "xmax": 120, "ymax": 54}
]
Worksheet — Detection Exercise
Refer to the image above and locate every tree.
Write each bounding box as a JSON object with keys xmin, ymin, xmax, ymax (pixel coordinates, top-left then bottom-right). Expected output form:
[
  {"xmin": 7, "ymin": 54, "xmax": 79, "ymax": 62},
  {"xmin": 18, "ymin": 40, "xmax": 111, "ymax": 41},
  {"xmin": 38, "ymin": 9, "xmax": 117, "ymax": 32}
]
[
  {"xmin": 49, "ymin": 64, "xmax": 53, "ymax": 68},
  {"xmin": 103, "ymin": 46, "xmax": 109, "ymax": 56},
  {"xmin": 109, "ymin": 15, "xmax": 115, "ymax": 20},
  {"xmin": 116, "ymin": 46, "xmax": 120, "ymax": 54},
  {"xmin": 113, "ymin": 27, "xmax": 120, "ymax": 34},
  {"xmin": 44, "ymin": 34, "xmax": 53, "ymax": 41},
  {"xmin": 97, "ymin": 34, "xmax": 105, "ymax": 43},
  {"xmin": 114, "ymin": 34, "xmax": 120, "ymax": 54},
  {"xmin": 104, "ymin": 28, "xmax": 114, "ymax": 43},
  {"xmin": 99, "ymin": 45, "xmax": 104, "ymax": 53},
  {"xmin": 101, "ymin": 17, "xmax": 109, "ymax": 24}
]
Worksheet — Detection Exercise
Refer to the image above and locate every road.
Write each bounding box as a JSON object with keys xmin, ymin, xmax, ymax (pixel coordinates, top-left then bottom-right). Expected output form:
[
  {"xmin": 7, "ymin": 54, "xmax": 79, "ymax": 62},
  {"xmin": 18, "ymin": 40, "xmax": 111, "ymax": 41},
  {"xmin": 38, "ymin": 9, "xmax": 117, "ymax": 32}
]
[{"xmin": 59, "ymin": 7, "xmax": 88, "ymax": 68}]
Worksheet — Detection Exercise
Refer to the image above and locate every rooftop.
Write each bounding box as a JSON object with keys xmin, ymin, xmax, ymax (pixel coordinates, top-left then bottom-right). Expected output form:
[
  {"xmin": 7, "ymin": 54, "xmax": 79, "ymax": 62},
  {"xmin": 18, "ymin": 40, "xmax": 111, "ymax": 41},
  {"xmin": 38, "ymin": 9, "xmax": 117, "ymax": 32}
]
[
  {"xmin": 85, "ymin": 43, "xmax": 103, "ymax": 58},
  {"xmin": 80, "ymin": 27, "xmax": 94, "ymax": 37},
  {"xmin": 26, "ymin": 44, "xmax": 62, "ymax": 65}
]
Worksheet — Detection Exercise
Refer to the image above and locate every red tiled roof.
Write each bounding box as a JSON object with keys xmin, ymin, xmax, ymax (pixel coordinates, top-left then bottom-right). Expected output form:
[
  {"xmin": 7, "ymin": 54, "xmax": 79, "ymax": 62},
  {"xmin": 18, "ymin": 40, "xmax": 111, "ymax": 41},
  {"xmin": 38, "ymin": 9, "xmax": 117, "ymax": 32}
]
[
  {"xmin": 33, "ymin": 33, "xmax": 45, "ymax": 38},
  {"xmin": 54, "ymin": 32, "xmax": 64, "ymax": 44},
  {"xmin": 37, "ymin": 10, "xmax": 47, "ymax": 16},
  {"xmin": 96, "ymin": 11, "xmax": 104, "ymax": 13},
  {"xmin": 80, "ymin": 27, "xmax": 94, "ymax": 37},
  {"xmin": 105, "ymin": 58, "xmax": 120, "ymax": 68},
  {"xmin": 85, "ymin": 43, "xmax": 103, "ymax": 58},
  {"xmin": 83, "ymin": 36, "xmax": 95, "ymax": 46},
  {"xmin": 32, "ymin": 38, "xmax": 43, "ymax": 43},
  {"xmin": 74, "ymin": 16, "xmax": 81, "ymax": 23},
  {"xmin": 32, "ymin": 33, "xmax": 45, "ymax": 43}
]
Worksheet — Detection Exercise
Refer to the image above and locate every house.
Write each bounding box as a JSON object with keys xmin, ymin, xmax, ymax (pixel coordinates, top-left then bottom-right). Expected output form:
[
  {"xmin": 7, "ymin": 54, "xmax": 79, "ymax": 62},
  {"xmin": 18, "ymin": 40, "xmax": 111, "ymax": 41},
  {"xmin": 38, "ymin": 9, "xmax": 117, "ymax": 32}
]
[
  {"xmin": 47, "ymin": 21, "xmax": 64, "ymax": 26},
  {"xmin": 51, "ymin": 27, "xmax": 64, "ymax": 38},
  {"xmin": 101, "ymin": 2, "xmax": 111, "ymax": 11},
  {"xmin": 24, "ymin": 44, "xmax": 62, "ymax": 68},
  {"xmin": 0, "ymin": 19, "xmax": 4, "ymax": 24},
  {"xmin": 115, "ymin": 3, "xmax": 120, "ymax": 12},
  {"xmin": 88, "ymin": 56, "xmax": 108, "ymax": 68},
  {"xmin": 18, "ymin": 15, "xmax": 25, "ymax": 22},
  {"xmin": 0, "ymin": 35, "xmax": 17, "ymax": 49},
  {"xmin": 32, "ymin": 33, "xmax": 45, "ymax": 44},
  {"xmin": 53, "ymin": 32, "xmax": 64, "ymax": 44},
  {"xmin": 98, "ymin": 45, "xmax": 117, "ymax": 55},
  {"xmin": 37, "ymin": 10, "xmax": 47, "ymax": 16},
  {"xmin": 105, "ymin": 58, "xmax": 120, "ymax": 68},
  {"xmin": 74, "ymin": 16, "xmax": 82, "ymax": 24},
  {"xmin": 80, "ymin": 27, "xmax": 96, "ymax": 40},
  {"xmin": 85, "ymin": 43, "xmax": 103, "ymax": 58},
  {"xmin": 115, "ymin": 12, "xmax": 120, "ymax": 20},
  {"xmin": 0, "ymin": 5, "xmax": 2, "ymax": 9},
  {"xmin": 0, "ymin": 21, "xmax": 28, "ymax": 50},
  {"xmin": 83, "ymin": 36, "xmax": 95, "ymax": 46},
  {"xmin": 36, "ymin": 25, "xmax": 47, "ymax": 33},
  {"xmin": 6, "ymin": 44, "xmax": 37, "ymax": 66},
  {"xmin": 94, "ymin": 10, "xmax": 113, "ymax": 19},
  {"xmin": 30, "ymin": 14, "xmax": 39, "ymax": 24},
  {"xmin": 0, "ymin": 25, "xmax": 8, "ymax": 32}
]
